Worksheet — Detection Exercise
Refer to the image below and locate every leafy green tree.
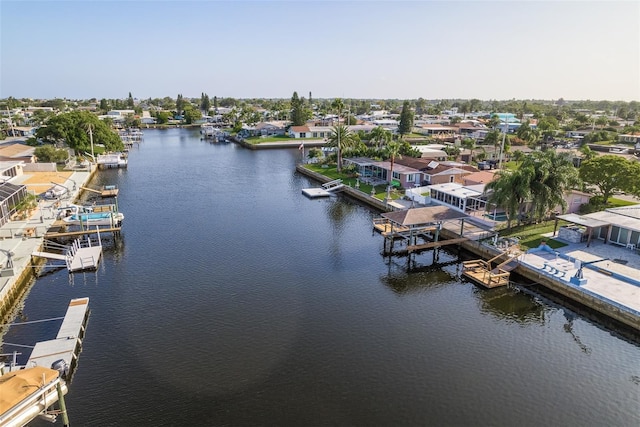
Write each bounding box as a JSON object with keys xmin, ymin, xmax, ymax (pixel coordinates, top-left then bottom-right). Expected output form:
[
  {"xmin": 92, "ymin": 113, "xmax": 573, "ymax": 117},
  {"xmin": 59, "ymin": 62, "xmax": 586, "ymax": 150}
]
[
  {"xmin": 201, "ymin": 93, "xmax": 211, "ymax": 113},
  {"xmin": 398, "ymin": 100, "xmax": 413, "ymax": 136},
  {"xmin": 183, "ymin": 105, "xmax": 202, "ymax": 124},
  {"xmin": 35, "ymin": 111, "xmax": 123, "ymax": 155},
  {"xmin": 154, "ymin": 111, "xmax": 172, "ymax": 124},
  {"xmin": 290, "ymin": 91, "xmax": 307, "ymax": 126},
  {"xmin": 595, "ymin": 116, "xmax": 608, "ymax": 129},
  {"xmin": 327, "ymin": 124, "xmax": 356, "ymax": 172},
  {"xmin": 176, "ymin": 94, "xmax": 185, "ymax": 116},
  {"xmin": 511, "ymin": 149, "xmax": 525, "ymax": 165},
  {"xmin": 213, "ymin": 96, "xmax": 218, "ymax": 113},
  {"xmin": 579, "ymin": 155, "xmax": 640, "ymax": 204},
  {"xmin": 34, "ymin": 144, "xmax": 69, "ymax": 163},
  {"xmin": 579, "ymin": 144, "xmax": 596, "ymax": 161},
  {"xmin": 99, "ymin": 99, "xmax": 109, "ymax": 113},
  {"xmin": 443, "ymin": 145, "xmax": 461, "ymax": 160},
  {"xmin": 127, "ymin": 92, "xmax": 134, "ymax": 108},
  {"xmin": 124, "ymin": 114, "xmax": 141, "ymax": 128}
]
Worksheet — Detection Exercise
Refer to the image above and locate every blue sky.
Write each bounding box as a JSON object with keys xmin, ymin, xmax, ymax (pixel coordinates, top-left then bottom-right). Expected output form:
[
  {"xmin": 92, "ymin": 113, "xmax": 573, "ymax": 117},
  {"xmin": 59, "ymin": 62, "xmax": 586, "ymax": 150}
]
[{"xmin": 1, "ymin": 1, "xmax": 638, "ymax": 101}]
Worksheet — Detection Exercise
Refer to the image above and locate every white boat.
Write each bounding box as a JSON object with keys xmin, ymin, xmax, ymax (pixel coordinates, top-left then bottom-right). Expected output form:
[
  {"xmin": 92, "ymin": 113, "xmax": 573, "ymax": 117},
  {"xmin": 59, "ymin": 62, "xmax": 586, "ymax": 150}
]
[
  {"xmin": 44, "ymin": 184, "xmax": 68, "ymax": 199},
  {"xmin": 0, "ymin": 366, "xmax": 68, "ymax": 427},
  {"xmin": 96, "ymin": 152, "xmax": 128, "ymax": 168},
  {"xmin": 58, "ymin": 204, "xmax": 124, "ymax": 226}
]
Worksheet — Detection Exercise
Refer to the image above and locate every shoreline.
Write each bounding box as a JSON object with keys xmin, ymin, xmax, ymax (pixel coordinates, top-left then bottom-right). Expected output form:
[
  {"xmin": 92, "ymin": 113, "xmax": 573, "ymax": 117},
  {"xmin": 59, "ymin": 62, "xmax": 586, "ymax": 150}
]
[
  {"xmin": 0, "ymin": 167, "xmax": 97, "ymax": 322},
  {"xmin": 296, "ymin": 163, "xmax": 640, "ymax": 333}
]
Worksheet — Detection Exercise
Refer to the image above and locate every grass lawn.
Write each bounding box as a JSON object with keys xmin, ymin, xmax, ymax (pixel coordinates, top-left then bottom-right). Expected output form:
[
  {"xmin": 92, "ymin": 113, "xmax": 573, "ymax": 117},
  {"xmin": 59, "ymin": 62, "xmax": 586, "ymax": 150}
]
[
  {"xmin": 303, "ymin": 164, "xmax": 401, "ymax": 200},
  {"xmin": 498, "ymin": 220, "xmax": 569, "ymax": 250},
  {"xmin": 607, "ymin": 197, "xmax": 638, "ymax": 208},
  {"xmin": 244, "ymin": 135, "xmax": 295, "ymax": 144}
]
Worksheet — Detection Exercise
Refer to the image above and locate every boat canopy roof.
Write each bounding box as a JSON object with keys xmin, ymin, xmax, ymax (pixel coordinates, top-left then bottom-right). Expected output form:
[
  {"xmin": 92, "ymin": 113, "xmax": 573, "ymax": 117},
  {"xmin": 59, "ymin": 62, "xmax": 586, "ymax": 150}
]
[{"xmin": 0, "ymin": 366, "xmax": 59, "ymax": 415}]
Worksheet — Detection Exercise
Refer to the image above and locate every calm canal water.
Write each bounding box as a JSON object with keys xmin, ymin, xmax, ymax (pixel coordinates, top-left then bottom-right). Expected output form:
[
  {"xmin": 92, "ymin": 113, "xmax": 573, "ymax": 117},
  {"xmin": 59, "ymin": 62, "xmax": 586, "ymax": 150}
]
[{"xmin": 5, "ymin": 128, "xmax": 639, "ymax": 426}]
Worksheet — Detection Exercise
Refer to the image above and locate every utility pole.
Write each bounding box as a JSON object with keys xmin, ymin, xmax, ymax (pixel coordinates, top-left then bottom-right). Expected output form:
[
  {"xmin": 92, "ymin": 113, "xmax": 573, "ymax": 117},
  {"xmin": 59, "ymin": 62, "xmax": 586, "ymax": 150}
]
[{"xmin": 86, "ymin": 123, "xmax": 95, "ymax": 161}]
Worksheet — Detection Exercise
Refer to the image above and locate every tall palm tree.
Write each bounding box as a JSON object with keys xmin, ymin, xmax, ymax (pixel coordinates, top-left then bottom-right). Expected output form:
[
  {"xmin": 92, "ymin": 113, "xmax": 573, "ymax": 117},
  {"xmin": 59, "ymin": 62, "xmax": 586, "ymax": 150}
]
[
  {"xmin": 484, "ymin": 168, "xmax": 532, "ymax": 230},
  {"xmin": 385, "ymin": 141, "xmax": 402, "ymax": 197},
  {"xmin": 523, "ymin": 150, "xmax": 581, "ymax": 221},
  {"xmin": 331, "ymin": 98, "xmax": 344, "ymax": 125},
  {"xmin": 327, "ymin": 124, "xmax": 355, "ymax": 173}
]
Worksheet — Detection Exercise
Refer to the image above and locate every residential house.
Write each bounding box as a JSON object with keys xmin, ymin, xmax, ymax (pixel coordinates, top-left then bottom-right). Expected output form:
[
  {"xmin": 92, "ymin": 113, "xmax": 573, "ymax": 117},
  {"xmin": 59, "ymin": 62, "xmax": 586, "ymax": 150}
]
[
  {"xmin": 413, "ymin": 124, "xmax": 458, "ymax": 139},
  {"xmin": 7, "ymin": 126, "xmax": 37, "ymax": 138},
  {"xmin": 618, "ymin": 134, "xmax": 640, "ymax": 145},
  {"xmin": 0, "ymin": 143, "xmax": 37, "ymax": 163},
  {"xmin": 462, "ymin": 170, "xmax": 497, "ymax": 186},
  {"xmin": 404, "ymin": 182, "xmax": 489, "ymax": 216},
  {"xmin": 394, "ymin": 158, "xmax": 477, "ymax": 186}
]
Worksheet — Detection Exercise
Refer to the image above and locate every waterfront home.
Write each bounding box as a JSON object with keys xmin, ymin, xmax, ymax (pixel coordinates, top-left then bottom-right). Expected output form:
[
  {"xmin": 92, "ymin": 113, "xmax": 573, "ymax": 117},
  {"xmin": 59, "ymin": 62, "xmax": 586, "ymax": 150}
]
[
  {"xmin": 342, "ymin": 157, "xmax": 421, "ymax": 188},
  {"xmin": 393, "ymin": 157, "xmax": 477, "ymax": 186},
  {"xmin": 405, "ymin": 182, "xmax": 488, "ymax": 216},
  {"xmin": 0, "ymin": 143, "xmax": 36, "ymax": 163},
  {"xmin": 289, "ymin": 125, "xmax": 376, "ymax": 139}
]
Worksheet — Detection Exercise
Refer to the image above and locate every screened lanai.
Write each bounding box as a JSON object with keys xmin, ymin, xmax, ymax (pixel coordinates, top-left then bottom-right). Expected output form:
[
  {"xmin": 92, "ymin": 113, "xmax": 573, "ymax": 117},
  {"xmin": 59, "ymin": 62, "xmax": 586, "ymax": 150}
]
[{"xmin": 0, "ymin": 182, "xmax": 28, "ymax": 226}]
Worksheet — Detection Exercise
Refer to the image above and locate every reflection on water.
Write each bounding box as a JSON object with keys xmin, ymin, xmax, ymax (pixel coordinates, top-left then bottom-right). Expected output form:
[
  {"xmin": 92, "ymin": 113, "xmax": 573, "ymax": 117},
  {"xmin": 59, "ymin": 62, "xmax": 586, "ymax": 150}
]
[
  {"xmin": 475, "ymin": 286, "xmax": 549, "ymax": 325},
  {"xmin": 6, "ymin": 129, "xmax": 640, "ymax": 427}
]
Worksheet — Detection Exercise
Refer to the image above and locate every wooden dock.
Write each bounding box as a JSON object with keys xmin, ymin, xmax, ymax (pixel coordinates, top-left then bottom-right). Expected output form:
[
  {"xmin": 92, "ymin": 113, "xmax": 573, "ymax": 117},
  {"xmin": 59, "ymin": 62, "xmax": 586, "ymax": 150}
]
[
  {"xmin": 462, "ymin": 252, "xmax": 520, "ymax": 288},
  {"xmin": 81, "ymin": 185, "xmax": 119, "ymax": 198},
  {"xmin": 407, "ymin": 237, "xmax": 468, "ymax": 253},
  {"xmin": 27, "ymin": 297, "xmax": 90, "ymax": 378},
  {"xmin": 45, "ymin": 226, "xmax": 121, "ymax": 239}
]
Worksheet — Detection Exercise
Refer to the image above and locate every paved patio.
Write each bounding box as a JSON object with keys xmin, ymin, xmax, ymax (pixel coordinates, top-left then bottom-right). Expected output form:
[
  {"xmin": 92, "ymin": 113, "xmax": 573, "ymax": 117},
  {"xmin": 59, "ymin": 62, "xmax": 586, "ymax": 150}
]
[{"xmin": 520, "ymin": 237, "xmax": 640, "ymax": 314}]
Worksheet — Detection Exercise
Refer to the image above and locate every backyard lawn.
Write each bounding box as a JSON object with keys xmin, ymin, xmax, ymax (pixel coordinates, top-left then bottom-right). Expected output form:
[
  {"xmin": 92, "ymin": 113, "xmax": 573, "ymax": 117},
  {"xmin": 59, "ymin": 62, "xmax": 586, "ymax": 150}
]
[
  {"xmin": 498, "ymin": 220, "xmax": 569, "ymax": 250},
  {"xmin": 303, "ymin": 164, "xmax": 401, "ymax": 200}
]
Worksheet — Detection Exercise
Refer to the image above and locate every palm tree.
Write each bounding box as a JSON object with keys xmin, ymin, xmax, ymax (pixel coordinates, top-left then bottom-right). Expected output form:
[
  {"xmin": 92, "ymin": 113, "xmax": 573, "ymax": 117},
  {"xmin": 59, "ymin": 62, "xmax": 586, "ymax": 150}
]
[
  {"xmin": 484, "ymin": 168, "xmax": 532, "ymax": 230},
  {"xmin": 331, "ymin": 98, "xmax": 344, "ymax": 125},
  {"xmin": 385, "ymin": 141, "xmax": 402, "ymax": 200},
  {"xmin": 461, "ymin": 138, "xmax": 476, "ymax": 162},
  {"xmin": 579, "ymin": 144, "xmax": 596, "ymax": 161},
  {"xmin": 369, "ymin": 126, "xmax": 391, "ymax": 148},
  {"xmin": 511, "ymin": 150, "xmax": 525, "ymax": 165},
  {"xmin": 327, "ymin": 124, "xmax": 356, "ymax": 173},
  {"xmin": 523, "ymin": 150, "xmax": 581, "ymax": 221}
]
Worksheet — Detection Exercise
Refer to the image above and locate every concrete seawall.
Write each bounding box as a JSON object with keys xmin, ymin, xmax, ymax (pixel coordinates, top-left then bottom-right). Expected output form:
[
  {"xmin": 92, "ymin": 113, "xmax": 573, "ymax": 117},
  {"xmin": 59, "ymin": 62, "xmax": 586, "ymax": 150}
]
[
  {"xmin": 0, "ymin": 167, "xmax": 97, "ymax": 323},
  {"xmin": 297, "ymin": 164, "xmax": 640, "ymax": 332}
]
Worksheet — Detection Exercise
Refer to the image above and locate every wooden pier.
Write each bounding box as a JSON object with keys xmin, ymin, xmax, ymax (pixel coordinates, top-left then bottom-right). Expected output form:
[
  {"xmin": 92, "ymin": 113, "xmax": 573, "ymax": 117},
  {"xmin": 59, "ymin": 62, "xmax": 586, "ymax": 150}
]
[
  {"xmin": 462, "ymin": 251, "xmax": 520, "ymax": 288},
  {"xmin": 81, "ymin": 185, "xmax": 119, "ymax": 198},
  {"xmin": 374, "ymin": 206, "xmax": 472, "ymax": 255}
]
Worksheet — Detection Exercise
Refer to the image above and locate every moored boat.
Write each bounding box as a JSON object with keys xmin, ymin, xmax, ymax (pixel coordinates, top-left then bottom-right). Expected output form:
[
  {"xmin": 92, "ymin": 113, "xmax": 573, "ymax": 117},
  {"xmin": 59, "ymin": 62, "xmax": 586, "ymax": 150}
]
[
  {"xmin": 0, "ymin": 366, "xmax": 68, "ymax": 427},
  {"xmin": 58, "ymin": 204, "xmax": 124, "ymax": 227}
]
